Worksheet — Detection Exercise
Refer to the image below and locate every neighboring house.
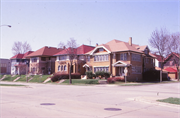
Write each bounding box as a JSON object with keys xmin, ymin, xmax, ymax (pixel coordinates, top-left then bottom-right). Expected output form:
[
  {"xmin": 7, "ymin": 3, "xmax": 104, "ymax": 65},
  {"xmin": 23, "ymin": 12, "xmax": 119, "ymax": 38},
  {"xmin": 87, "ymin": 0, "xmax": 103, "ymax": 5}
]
[
  {"xmin": 0, "ymin": 58, "xmax": 11, "ymax": 74},
  {"xmin": 83, "ymin": 37, "xmax": 155, "ymax": 81},
  {"xmin": 164, "ymin": 67, "xmax": 177, "ymax": 79},
  {"xmin": 10, "ymin": 51, "xmax": 33, "ymax": 75},
  {"xmin": 26, "ymin": 46, "xmax": 62, "ymax": 75},
  {"xmin": 164, "ymin": 52, "xmax": 179, "ymax": 68},
  {"xmin": 163, "ymin": 52, "xmax": 180, "ymax": 79},
  {"xmin": 54, "ymin": 44, "xmax": 95, "ymax": 75},
  {"xmin": 153, "ymin": 54, "xmax": 164, "ymax": 68}
]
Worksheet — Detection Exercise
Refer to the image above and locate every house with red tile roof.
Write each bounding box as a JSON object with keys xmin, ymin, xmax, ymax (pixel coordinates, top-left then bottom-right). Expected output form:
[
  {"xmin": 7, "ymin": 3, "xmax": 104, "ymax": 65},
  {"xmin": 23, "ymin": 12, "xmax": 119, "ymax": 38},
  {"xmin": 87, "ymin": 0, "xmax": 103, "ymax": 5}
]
[
  {"xmin": 83, "ymin": 37, "xmax": 155, "ymax": 81},
  {"xmin": 163, "ymin": 52, "xmax": 180, "ymax": 79},
  {"xmin": 26, "ymin": 46, "xmax": 62, "ymax": 75},
  {"xmin": 54, "ymin": 44, "xmax": 95, "ymax": 75},
  {"xmin": 10, "ymin": 51, "xmax": 34, "ymax": 75}
]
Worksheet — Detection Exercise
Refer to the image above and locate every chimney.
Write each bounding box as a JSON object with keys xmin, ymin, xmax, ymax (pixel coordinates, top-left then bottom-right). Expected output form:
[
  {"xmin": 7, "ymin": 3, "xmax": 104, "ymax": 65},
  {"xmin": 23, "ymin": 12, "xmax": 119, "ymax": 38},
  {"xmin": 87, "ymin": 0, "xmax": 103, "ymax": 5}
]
[
  {"xmin": 63, "ymin": 46, "xmax": 66, "ymax": 49},
  {"xmin": 96, "ymin": 43, "xmax": 98, "ymax": 47},
  {"xmin": 129, "ymin": 37, "xmax": 132, "ymax": 46}
]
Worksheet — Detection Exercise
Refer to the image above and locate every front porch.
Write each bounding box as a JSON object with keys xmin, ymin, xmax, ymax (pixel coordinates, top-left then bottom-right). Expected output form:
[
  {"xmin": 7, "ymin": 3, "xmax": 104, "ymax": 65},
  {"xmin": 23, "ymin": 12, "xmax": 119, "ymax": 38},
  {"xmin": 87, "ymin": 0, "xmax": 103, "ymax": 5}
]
[{"xmin": 112, "ymin": 60, "xmax": 131, "ymax": 77}]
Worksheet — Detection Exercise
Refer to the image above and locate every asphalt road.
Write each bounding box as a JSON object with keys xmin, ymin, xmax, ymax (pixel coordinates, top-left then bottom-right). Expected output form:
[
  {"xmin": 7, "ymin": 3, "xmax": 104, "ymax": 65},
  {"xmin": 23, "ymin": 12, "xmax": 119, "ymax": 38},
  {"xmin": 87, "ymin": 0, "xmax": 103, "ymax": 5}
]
[{"xmin": 0, "ymin": 81, "xmax": 180, "ymax": 118}]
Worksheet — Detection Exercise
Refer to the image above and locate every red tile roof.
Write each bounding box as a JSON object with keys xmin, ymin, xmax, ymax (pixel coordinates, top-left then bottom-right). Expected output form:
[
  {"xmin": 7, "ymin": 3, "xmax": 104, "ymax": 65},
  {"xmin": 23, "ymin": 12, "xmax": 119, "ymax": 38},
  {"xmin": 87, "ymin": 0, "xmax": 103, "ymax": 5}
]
[
  {"xmin": 164, "ymin": 67, "xmax": 177, "ymax": 72},
  {"xmin": 10, "ymin": 51, "xmax": 34, "ymax": 59},
  {"xmin": 54, "ymin": 45, "xmax": 95, "ymax": 56},
  {"xmin": 10, "ymin": 54, "xmax": 24, "ymax": 59},
  {"xmin": 153, "ymin": 54, "xmax": 164, "ymax": 62},
  {"xmin": 26, "ymin": 46, "xmax": 62, "ymax": 57},
  {"xmin": 22, "ymin": 51, "xmax": 34, "ymax": 59},
  {"xmin": 77, "ymin": 45, "xmax": 95, "ymax": 55},
  {"xmin": 54, "ymin": 48, "xmax": 77, "ymax": 55}
]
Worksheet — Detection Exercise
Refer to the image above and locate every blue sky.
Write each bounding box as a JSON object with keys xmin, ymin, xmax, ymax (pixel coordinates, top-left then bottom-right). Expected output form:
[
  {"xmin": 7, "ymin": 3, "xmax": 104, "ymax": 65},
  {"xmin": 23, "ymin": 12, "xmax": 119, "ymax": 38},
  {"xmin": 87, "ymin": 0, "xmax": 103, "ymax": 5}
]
[{"xmin": 0, "ymin": 0, "xmax": 179, "ymax": 58}]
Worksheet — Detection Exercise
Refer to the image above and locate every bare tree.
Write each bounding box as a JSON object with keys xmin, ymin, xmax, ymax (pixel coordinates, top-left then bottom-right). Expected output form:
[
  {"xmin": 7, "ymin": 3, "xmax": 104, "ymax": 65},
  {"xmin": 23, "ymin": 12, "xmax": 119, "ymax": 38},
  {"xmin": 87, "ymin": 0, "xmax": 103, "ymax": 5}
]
[
  {"xmin": 12, "ymin": 41, "xmax": 32, "ymax": 55},
  {"xmin": 67, "ymin": 38, "xmax": 78, "ymax": 84},
  {"xmin": 58, "ymin": 38, "xmax": 78, "ymax": 84},
  {"xmin": 57, "ymin": 41, "xmax": 65, "ymax": 49},
  {"xmin": 149, "ymin": 28, "xmax": 169, "ymax": 82},
  {"xmin": 167, "ymin": 33, "xmax": 180, "ymax": 80}
]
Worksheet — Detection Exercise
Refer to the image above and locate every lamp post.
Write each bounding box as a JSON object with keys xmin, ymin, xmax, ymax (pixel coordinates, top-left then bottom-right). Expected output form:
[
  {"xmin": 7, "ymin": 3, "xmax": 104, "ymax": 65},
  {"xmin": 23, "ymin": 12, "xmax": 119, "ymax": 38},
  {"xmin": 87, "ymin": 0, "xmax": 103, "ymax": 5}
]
[{"xmin": 0, "ymin": 25, "xmax": 11, "ymax": 28}]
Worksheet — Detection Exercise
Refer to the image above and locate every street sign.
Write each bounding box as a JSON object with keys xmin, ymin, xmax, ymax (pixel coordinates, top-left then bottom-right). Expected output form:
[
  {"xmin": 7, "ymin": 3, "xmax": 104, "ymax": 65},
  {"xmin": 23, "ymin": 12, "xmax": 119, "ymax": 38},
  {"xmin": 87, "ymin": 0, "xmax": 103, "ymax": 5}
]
[{"xmin": 124, "ymin": 68, "xmax": 128, "ymax": 74}]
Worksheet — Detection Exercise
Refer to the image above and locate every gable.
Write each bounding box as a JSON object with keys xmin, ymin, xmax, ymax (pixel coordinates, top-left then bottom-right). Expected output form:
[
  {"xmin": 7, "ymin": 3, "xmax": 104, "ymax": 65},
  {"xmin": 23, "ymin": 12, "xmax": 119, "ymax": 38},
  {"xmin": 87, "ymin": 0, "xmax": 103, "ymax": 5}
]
[
  {"xmin": 94, "ymin": 48, "xmax": 107, "ymax": 53},
  {"xmin": 90, "ymin": 46, "xmax": 111, "ymax": 55}
]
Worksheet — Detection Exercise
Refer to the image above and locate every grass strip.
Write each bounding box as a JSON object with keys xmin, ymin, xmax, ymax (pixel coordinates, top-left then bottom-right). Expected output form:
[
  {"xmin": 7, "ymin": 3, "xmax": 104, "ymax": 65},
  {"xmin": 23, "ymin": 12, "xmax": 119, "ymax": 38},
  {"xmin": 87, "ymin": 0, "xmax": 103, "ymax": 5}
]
[
  {"xmin": 0, "ymin": 84, "xmax": 25, "ymax": 86},
  {"xmin": 61, "ymin": 79, "xmax": 99, "ymax": 85},
  {"xmin": 157, "ymin": 97, "xmax": 180, "ymax": 105}
]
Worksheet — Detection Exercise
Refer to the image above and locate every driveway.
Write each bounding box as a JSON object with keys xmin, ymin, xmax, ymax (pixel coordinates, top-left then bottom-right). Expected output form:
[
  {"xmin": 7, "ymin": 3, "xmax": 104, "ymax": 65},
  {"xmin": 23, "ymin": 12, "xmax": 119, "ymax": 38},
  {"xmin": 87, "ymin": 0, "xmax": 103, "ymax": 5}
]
[{"xmin": 0, "ymin": 82, "xmax": 180, "ymax": 118}]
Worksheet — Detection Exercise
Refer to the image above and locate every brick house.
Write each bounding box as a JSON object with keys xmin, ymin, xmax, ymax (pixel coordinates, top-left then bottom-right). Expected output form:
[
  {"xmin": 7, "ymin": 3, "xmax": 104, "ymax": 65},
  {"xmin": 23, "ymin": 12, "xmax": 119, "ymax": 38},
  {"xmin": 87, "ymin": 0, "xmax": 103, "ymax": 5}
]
[
  {"xmin": 0, "ymin": 58, "xmax": 11, "ymax": 74},
  {"xmin": 10, "ymin": 51, "xmax": 33, "ymax": 75},
  {"xmin": 83, "ymin": 38, "xmax": 155, "ymax": 81},
  {"xmin": 26, "ymin": 46, "xmax": 62, "ymax": 75},
  {"xmin": 54, "ymin": 44, "xmax": 95, "ymax": 75}
]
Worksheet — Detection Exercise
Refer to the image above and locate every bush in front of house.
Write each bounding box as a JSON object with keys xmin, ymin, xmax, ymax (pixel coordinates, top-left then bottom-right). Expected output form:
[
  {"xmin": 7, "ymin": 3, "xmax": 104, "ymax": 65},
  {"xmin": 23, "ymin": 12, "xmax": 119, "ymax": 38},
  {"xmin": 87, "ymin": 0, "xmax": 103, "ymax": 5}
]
[
  {"xmin": 107, "ymin": 77, "xmax": 124, "ymax": 83},
  {"xmin": 95, "ymin": 71, "xmax": 110, "ymax": 79},
  {"xmin": 86, "ymin": 71, "xmax": 93, "ymax": 79},
  {"xmin": 143, "ymin": 70, "xmax": 168, "ymax": 81},
  {"xmin": 51, "ymin": 73, "xmax": 81, "ymax": 82}
]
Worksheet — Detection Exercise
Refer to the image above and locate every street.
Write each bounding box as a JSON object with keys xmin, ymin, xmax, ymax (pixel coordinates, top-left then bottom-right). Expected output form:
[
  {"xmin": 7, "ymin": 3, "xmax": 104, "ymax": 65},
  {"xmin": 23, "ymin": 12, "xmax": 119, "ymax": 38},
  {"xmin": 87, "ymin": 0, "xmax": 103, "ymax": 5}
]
[{"xmin": 0, "ymin": 82, "xmax": 180, "ymax": 118}]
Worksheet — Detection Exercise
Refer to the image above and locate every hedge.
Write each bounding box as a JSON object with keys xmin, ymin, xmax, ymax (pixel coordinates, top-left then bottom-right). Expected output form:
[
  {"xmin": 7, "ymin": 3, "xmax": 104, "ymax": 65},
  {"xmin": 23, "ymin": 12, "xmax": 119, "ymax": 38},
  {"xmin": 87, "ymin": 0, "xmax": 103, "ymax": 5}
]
[{"xmin": 51, "ymin": 73, "xmax": 81, "ymax": 82}]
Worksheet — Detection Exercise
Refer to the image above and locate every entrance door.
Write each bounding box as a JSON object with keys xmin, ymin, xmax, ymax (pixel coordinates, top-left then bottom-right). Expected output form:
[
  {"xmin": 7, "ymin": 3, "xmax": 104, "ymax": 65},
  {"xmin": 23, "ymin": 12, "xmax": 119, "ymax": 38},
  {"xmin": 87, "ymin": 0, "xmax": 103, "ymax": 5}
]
[{"xmin": 119, "ymin": 67, "xmax": 125, "ymax": 76}]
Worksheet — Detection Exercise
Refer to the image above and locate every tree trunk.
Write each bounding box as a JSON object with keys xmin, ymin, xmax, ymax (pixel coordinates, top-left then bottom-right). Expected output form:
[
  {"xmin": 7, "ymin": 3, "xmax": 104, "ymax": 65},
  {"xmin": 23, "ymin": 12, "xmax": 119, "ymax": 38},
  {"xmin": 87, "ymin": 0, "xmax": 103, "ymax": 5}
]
[
  {"xmin": 69, "ymin": 62, "xmax": 72, "ymax": 84},
  {"xmin": 177, "ymin": 67, "xmax": 179, "ymax": 81}
]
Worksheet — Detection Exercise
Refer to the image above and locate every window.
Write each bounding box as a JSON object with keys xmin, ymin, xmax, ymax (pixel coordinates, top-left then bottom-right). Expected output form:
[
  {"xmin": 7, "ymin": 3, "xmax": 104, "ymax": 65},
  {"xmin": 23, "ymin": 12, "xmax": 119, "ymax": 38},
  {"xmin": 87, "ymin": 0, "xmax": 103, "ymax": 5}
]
[
  {"xmin": 31, "ymin": 57, "xmax": 37, "ymax": 62},
  {"xmin": 64, "ymin": 65, "xmax": 67, "ymax": 71},
  {"xmin": 94, "ymin": 67, "xmax": 109, "ymax": 72},
  {"xmin": 145, "ymin": 49, "xmax": 148, "ymax": 54},
  {"xmin": 120, "ymin": 53, "xmax": 127, "ymax": 61},
  {"xmin": 60, "ymin": 55, "xmax": 67, "ymax": 60},
  {"xmin": 132, "ymin": 66, "xmax": 141, "ymax": 74},
  {"xmin": 132, "ymin": 54, "xmax": 141, "ymax": 62},
  {"xmin": 170, "ymin": 61, "xmax": 173, "ymax": 66},
  {"xmin": 87, "ymin": 56, "xmax": 90, "ymax": 62},
  {"xmin": 41, "ymin": 57, "xmax": 46, "ymax": 61},
  {"xmin": 99, "ymin": 48, "xmax": 104, "ymax": 52},
  {"xmin": 94, "ymin": 55, "xmax": 109, "ymax": 62},
  {"xmin": 58, "ymin": 66, "xmax": 60, "ymax": 71}
]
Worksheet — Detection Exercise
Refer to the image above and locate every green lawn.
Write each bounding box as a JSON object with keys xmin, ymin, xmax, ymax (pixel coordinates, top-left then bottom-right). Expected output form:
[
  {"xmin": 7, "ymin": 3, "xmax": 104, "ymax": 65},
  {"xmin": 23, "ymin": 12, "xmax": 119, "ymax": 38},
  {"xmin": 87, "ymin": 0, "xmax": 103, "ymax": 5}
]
[
  {"xmin": 0, "ymin": 75, "xmax": 5, "ymax": 78},
  {"xmin": 60, "ymin": 79, "xmax": 99, "ymax": 85},
  {"xmin": 29, "ymin": 75, "xmax": 51, "ymax": 83},
  {"xmin": 157, "ymin": 97, "xmax": 180, "ymax": 105},
  {"xmin": 0, "ymin": 84, "xmax": 26, "ymax": 86},
  {"xmin": 1, "ymin": 75, "xmax": 17, "ymax": 81},
  {"xmin": 17, "ymin": 75, "xmax": 51, "ymax": 83}
]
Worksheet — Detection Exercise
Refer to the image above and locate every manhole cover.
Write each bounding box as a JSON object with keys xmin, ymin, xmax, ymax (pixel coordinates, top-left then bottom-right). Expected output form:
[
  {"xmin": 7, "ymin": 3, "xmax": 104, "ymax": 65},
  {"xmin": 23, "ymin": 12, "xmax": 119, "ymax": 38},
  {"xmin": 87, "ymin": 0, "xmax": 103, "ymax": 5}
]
[
  {"xmin": 104, "ymin": 108, "xmax": 122, "ymax": 111},
  {"xmin": 40, "ymin": 103, "xmax": 55, "ymax": 105}
]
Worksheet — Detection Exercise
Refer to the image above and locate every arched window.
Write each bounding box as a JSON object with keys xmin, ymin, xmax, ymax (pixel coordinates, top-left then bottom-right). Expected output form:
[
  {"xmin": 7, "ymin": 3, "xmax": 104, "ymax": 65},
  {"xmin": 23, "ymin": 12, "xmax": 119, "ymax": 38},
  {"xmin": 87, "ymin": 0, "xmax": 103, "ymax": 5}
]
[
  {"xmin": 58, "ymin": 66, "xmax": 60, "ymax": 71},
  {"xmin": 64, "ymin": 65, "xmax": 66, "ymax": 71},
  {"xmin": 61, "ymin": 65, "xmax": 63, "ymax": 71}
]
